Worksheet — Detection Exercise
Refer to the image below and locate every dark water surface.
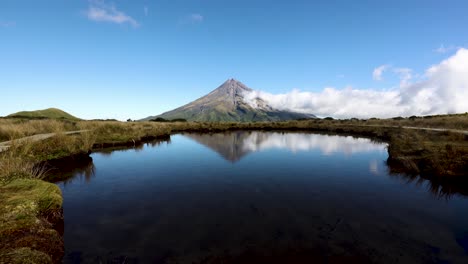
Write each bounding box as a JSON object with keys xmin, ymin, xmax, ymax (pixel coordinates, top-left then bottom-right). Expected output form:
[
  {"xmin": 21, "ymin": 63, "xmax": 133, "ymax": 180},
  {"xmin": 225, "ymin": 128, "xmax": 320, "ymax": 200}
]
[{"xmin": 56, "ymin": 132, "xmax": 468, "ymax": 264}]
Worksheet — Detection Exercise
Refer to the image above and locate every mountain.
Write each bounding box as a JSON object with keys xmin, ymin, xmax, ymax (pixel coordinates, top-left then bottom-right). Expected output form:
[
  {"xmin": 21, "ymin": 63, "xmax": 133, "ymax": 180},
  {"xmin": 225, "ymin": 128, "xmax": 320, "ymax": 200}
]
[
  {"xmin": 142, "ymin": 79, "xmax": 315, "ymax": 122},
  {"xmin": 7, "ymin": 108, "xmax": 81, "ymax": 120}
]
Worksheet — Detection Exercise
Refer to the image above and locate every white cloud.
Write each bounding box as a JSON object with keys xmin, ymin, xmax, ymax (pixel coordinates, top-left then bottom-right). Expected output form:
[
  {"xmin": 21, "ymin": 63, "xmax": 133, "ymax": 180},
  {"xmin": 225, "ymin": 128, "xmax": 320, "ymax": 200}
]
[
  {"xmin": 243, "ymin": 48, "xmax": 468, "ymax": 119},
  {"xmin": 372, "ymin": 64, "xmax": 389, "ymax": 81},
  {"xmin": 144, "ymin": 6, "xmax": 148, "ymax": 16},
  {"xmin": 393, "ymin": 68, "xmax": 412, "ymax": 87},
  {"xmin": 86, "ymin": 0, "xmax": 139, "ymax": 27}
]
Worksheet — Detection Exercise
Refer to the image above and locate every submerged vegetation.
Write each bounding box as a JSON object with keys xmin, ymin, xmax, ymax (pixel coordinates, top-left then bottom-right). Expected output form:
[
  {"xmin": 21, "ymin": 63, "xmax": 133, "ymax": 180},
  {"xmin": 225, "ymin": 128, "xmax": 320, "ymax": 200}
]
[{"xmin": 0, "ymin": 113, "xmax": 467, "ymax": 262}]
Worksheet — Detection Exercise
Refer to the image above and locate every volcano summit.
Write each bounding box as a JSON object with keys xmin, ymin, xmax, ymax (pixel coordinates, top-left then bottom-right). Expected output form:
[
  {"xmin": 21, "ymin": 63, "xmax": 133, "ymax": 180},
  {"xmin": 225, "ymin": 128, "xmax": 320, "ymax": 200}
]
[{"xmin": 143, "ymin": 79, "xmax": 315, "ymax": 122}]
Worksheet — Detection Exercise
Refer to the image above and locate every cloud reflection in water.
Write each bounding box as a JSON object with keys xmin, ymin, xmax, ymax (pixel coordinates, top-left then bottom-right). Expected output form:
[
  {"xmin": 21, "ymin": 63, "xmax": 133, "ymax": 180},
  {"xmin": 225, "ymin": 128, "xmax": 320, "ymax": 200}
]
[{"xmin": 185, "ymin": 131, "xmax": 387, "ymax": 162}]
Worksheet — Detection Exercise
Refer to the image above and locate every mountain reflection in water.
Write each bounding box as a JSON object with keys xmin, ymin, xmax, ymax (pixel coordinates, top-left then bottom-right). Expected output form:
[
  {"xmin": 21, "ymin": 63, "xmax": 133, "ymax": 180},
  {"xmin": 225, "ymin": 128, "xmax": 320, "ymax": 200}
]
[
  {"xmin": 55, "ymin": 132, "xmax": 468, "ymax": 263},
  {"xmin": 184, "ymin": 131, "xmax": 386, "ymax": 162},
  {"xmin": 184, "ymin": 131, "xmax": 467, "ymax": 199}
]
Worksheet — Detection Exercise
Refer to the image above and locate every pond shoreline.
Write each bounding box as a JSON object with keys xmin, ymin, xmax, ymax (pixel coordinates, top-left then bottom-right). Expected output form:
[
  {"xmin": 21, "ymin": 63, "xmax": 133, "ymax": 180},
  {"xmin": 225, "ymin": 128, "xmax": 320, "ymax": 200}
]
[
  {"xmin": 41, "ymin": 125, "xmax": 466, "ymax": 179},
  {"xmin": 1, "ymin": 124, "xmax": 467, "ymax": 263},
  {"xmin": 171, "ymin": 124, "xmax": 467, "ymax": 177}
]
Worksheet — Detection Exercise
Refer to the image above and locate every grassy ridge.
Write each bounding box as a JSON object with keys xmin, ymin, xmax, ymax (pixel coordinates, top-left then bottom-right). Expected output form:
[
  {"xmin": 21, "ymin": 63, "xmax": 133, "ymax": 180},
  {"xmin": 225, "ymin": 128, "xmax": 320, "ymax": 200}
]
[{"xmin": 6, "ymin": 108, "xmax": 80, "ymax": 121}]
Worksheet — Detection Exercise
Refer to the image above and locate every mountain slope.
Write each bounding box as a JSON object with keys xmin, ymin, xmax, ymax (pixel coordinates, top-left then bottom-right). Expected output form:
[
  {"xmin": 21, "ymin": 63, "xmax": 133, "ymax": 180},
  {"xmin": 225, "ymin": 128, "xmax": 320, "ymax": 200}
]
[
  {"xmin": 143, "ymin": 79, "xmax": 315, "ymax": 122},
  {"xmin": 7, "ymin": 108, "xmax": 81, "ymax": 120}
]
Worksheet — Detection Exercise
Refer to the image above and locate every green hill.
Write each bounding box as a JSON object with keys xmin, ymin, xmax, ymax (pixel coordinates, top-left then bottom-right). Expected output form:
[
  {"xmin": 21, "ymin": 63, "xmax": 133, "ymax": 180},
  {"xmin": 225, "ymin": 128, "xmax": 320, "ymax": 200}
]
[{"xmin": 7, "ymin": 108, "xmax": 81, "ymax": 120}]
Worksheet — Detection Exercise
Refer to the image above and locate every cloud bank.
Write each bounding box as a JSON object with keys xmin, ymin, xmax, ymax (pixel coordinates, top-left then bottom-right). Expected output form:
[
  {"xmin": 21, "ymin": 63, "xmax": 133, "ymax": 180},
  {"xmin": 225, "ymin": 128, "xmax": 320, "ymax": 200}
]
[
  {"xmin": 244, "ymin": 48, "xmax": 468, "ymax": 119},
  {"xmin": 86, "ymin": 0, "xmax": 139, "ymax": 27}
]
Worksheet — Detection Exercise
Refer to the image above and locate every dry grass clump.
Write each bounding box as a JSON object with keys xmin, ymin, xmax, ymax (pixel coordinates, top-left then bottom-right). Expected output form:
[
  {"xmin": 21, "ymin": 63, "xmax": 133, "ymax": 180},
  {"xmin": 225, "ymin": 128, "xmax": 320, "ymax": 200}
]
[
  {"xmin": 25, "ymin": 133, "xmax": 92, "ymax": 160},
  {"xmin": 0, "ymin": 119, "xmax": 78, "ymax": 141},
  {"xmin": 77, "ymin": 121, "xmax": 171, "ymax": 144},
  {"xmin": 0, "ymin": 141, "xmax": 49, "ymax": 183},
  {"xmin": 387, "ymin": 130, "xmax": 468, "ymax": 176},
  {"xmin": 0, "ymin": 133, "xmax": 97, "ymax": 184},
  {"xmin": 362, "ymin": 113, "xmax": 468, "ymax": 130},
  {"xmin": 0, "ymin": 157, "xmax": 48, "ymax": 184}
]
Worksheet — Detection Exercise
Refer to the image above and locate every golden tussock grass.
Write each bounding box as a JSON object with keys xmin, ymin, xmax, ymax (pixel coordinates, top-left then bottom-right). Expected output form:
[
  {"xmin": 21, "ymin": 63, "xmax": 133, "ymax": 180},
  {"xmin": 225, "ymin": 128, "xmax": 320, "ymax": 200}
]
[
  {"xmin": 0, "ymin": 116, "xmax": 467, "ymax": 179},
  {"xmin": 0, "ymin": 119, "xmax": 78, "ymax": 141}
]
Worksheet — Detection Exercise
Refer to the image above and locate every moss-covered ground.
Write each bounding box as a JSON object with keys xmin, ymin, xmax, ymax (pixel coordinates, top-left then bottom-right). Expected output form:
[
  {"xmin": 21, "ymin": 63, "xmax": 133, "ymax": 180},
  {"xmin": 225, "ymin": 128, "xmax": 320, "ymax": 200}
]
[{"xmin": 0, "ymin": 179, "xmax": 64, "ymax": 264}]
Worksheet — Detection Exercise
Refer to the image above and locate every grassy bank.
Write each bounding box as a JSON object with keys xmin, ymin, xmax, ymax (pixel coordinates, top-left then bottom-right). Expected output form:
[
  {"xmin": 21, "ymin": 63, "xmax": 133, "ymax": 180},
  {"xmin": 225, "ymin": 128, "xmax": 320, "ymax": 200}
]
[
  {"xmin": 0, "ymin": 115, "xmax": 467, "ymax": 262},
  {"xmin": 0, "ymin": 179, "xmax": 63, "ymax": 264},
  {"xmin": 0, "ymin": 121, "xmax": 173, "ymax": 263},
  {"xmin": 1, "ymin": 116, "xmax": 467, "ymax": 177}
]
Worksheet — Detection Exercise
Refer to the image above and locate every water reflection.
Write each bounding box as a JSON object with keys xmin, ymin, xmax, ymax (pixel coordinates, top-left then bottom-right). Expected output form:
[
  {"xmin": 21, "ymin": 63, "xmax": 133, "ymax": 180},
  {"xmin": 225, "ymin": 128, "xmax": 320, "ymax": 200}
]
[
  {"xmin": 184, "ymin": 131, "xmax": 386, "ymax": 162},
  {"xmin": 388, "ymin": 171, "xmax": 468, "ymax": 199},
  {"xmin": 45, "ymin": 139, "xmax": 171, "ymax": 184},
  {"xmin": 55, "ymin": 132, "xmax": 468, "ymax": 263},
  {"xmin": 369, "ymin": 159, "xmax": 379, "ymax": 175},
  {"xmin": 60, "ymin": 162, "xmax": 96, "ymax": 185},
  {"xmin": 184, "ymin": 131, "xmax": 468, "ymax": 198},
  {"xmin": 93, "ymin": 139, "xmax": 171, "ymax": 157},
  {"xmin": 45, "ymin": 156, "xmax": 95, "ymax": 184}
]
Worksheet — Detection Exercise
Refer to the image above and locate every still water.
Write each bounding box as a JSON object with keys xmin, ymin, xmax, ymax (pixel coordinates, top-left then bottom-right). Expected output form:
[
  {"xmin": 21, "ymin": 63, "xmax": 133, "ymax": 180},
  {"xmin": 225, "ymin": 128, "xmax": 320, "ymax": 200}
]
[{"xmin": 56, "ymin": 132, "xmax": 468, "ymax": 263}]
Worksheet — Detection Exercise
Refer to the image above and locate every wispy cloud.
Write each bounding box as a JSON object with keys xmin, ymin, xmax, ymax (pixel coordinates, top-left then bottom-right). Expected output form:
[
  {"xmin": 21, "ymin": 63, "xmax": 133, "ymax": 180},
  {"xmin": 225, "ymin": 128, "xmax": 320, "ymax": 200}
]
[
  {"xmin": 0, "ymin": 21, "xmax": 16, "ymax": 28},
  {"xmin": 372, "ymin": 64, "xmax": 389, "ymax": 81},
  {"xmin": 243, "ymin": 48, "xmax": 468, "ymax": 118},
  {"xmin": 373, "ymin": 65, "xmax": 413, "ymax": 87},
  {"xmin": 434, "ymin": 44, "xmax": 457, "ymax": 54},
  {"xmin": 189, "ymin": 14, "xmax": 204, "ymax": 23},
  {"xmin": 144, "ymin": 6, "xmax": 148, "ymax": 16},
  {"xmin": 86, "ymin": 0, "xmax": 139, "ymax": 27},
  {"xmin": 180, "ymin": 13, "xmax": 204, "ymax": 24}
]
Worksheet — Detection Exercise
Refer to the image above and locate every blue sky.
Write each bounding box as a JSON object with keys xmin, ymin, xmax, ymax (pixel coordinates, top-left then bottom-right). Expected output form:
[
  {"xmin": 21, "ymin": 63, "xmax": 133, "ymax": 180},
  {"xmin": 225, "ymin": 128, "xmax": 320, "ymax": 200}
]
[{"xmin": 1, "ymin": 0, "xmax": 468, "ymax": 120}]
